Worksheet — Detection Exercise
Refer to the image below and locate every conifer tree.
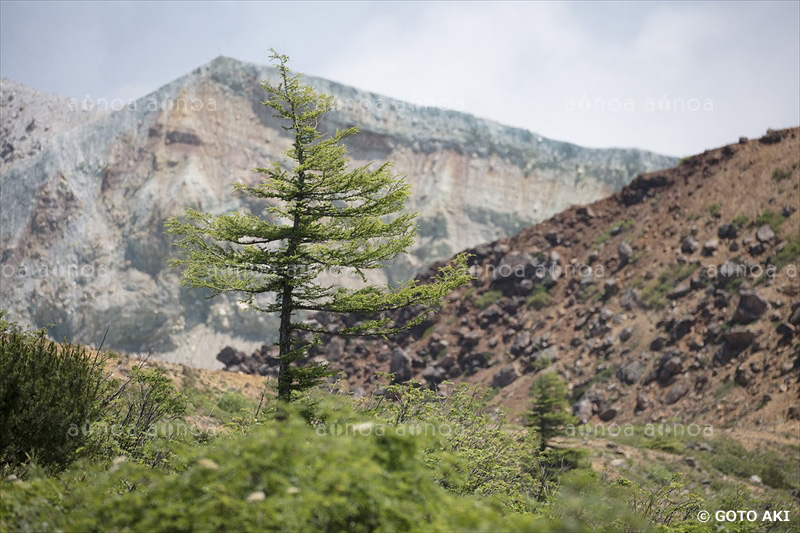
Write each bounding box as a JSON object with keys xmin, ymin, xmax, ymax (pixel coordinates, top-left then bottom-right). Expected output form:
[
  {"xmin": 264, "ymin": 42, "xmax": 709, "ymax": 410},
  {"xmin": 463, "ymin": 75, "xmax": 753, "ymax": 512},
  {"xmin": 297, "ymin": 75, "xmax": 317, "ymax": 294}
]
[
  {"xmin": 166, "ymin": 51, "xmax": 470, "ymax": 402},
  {"xmin": 527, "ymin": 373, "xmax": 576, "ymax": 452}
]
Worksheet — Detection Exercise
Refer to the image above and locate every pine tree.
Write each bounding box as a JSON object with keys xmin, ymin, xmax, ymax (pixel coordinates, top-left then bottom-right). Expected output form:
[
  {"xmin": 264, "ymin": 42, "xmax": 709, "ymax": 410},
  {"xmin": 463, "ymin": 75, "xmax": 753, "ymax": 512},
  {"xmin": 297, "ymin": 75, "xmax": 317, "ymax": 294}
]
[
  {"xmin": 527, "ymin": 373, "xmax": 576, "ymax": 452},
  {"xmin": 166, "ymin": 51, "xmax": 470, "ymax": 403}
]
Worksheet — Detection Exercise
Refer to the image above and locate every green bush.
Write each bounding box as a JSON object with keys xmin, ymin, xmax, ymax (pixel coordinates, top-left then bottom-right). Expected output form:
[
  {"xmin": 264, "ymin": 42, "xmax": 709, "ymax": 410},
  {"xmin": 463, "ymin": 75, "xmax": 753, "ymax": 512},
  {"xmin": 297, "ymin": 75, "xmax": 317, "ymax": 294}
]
[
  {"xmin": 527, "ymin": 285, "xmax": 552, "ymax": 309},
  {"xmin": 88, "ymin": 366, "xmax": 188, "ymax": 460},
  {"xmin": 474, "ymin": 290, "xmax": 503, "ymax": 309},
  {"xmin": 0, "ymin": 324, "xmax": 111, "ymax": 469},
  {"xmin": 0, "ymin": 408, "xmax": 543, "ymax": 531},
  {"xmin": 770, "ymin": 237, "xmax": 800, "ymax": 270},
  {"xmin": 754, "ymin": 209, "xmax": 785, "ymax": 233},
  {"xmin": 365, "ymin": 381, "xmax": 538, "ymax": 511}
]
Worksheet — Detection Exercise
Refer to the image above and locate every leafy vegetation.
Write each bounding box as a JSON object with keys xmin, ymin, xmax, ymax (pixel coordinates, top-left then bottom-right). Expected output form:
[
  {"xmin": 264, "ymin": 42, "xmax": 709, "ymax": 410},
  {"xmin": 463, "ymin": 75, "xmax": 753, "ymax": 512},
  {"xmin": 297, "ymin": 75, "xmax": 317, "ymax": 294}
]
[
  {"xmin": 754, "ymin": 209, "xmax": 785, "ymax": 233},
  {"xmin": 0, "ymin": 321, "xmax": 111, "ymax": 469},
  {"xmin": 165, "ymin": 51, "xmax": 469, "ymax": 401},
  {"xmin": 475, "ymin": 290, "xmax": 503, "ymax": 309},
  {"xmin": 594, "ymin": 218, "xmax": 635, "ymax": 249},
  {"xmin": 526, "ymin": 284, "xmax": 552, "ymax": 309},
  {"xmin": 527, "ymin": 374, "xmax": 576, "ymax": 452},
  {"xmin": 640, "ymin": 262, "xmax": 698, "ymax": 309}
]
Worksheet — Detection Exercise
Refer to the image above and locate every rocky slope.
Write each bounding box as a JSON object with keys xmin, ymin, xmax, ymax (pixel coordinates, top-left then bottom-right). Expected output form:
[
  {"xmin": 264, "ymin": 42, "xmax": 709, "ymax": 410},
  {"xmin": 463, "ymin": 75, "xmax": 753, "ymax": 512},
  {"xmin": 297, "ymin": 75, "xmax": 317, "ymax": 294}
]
[
  {"xmin": 0, "ymin": 57, "xmax": 675, "ymax": 364},
  {"xmin": 221, "ymin": 128, "xmax": 800, "ymax": 433}
]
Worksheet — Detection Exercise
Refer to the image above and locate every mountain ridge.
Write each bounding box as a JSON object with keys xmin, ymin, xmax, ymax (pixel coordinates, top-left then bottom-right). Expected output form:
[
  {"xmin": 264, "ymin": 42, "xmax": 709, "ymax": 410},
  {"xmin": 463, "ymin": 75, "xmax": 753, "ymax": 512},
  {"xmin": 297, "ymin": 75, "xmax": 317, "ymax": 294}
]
[{"xmin": 1, "ymin": 55, "xmax": 676, "ymax": 363}]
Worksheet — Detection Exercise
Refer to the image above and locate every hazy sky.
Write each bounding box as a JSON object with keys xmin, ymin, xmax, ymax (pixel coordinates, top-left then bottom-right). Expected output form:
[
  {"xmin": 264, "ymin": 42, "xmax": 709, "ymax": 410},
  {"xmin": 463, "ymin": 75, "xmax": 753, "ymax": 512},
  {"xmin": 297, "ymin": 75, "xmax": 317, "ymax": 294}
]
[{"xmin": 1, "ymin": 1, "xmax": 798, "ymax": 157}]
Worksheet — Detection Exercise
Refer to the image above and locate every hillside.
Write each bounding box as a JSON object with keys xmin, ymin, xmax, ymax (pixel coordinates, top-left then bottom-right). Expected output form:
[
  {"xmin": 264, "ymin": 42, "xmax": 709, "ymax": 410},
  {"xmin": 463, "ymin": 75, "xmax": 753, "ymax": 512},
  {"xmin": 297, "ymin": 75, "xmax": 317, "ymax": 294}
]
[
  {"xmin": 0, "ymin": 57, "xmax": 675, "ymax": 365},
  {"xmin": 220, "ymin": 127, "xmax": 800, "ymax": 437}
]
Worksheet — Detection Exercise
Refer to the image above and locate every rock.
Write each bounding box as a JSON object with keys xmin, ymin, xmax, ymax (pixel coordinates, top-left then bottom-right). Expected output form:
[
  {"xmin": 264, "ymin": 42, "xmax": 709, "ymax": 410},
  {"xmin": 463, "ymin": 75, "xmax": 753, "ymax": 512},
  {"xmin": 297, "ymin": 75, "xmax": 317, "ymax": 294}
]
[
  {"xmin": 681, "ymin": 236, "xmax": 699, "ymax": 254},
  {"xmin": 776, "ymin": 322, "xmax": 796, "ymax": 338},
  {"xmin": 701, "ymin": 239, "xmax": 718, "ymax": 256},
  {"xmin": 732, "ymin": 290, "xmax": 769, "ymax": 324},
  {"xmin": 599, "ymin": 408, "xmax": 618, "ymax": 421},
  {"xmin": 491, "ymin": 365, "xmax": 519, "ymax": 388},
  {"xmin": 510, "ymin": 332, "xmax": 532, "ymax": 356},
  {"xmin": 735, "ymin": 365, "xmax": 752, "ymax": 386},
  {"xmin": 664, "ymin": 383, "xmax": 689, "ymax": 405},
  {"xmin": 789, "ymin": 302, "xmax": 800, "ymax": 326},
  {"xmin": 650, "ymin": 336, "xmax": 668, "ymax": 351},
  {"xmin": 635, "ymin": 392, "xmax": 651, "ymax": 412},
  {"xmin": 618, "ymin": 241, "xmax": 633, "ymax": 262},
  {"xmin": 756, "ymin": 224, "xmax": 776, "ymax": 243},
  {"xmin": 672, "ymin": 317, "xmax": 694, "ymax": 340},
  {"xmin": 723, "ymin": 327, "xmax": 756, "ymax": 350},
  {"xmin": 717, "ymin": 224, "xmax": 737, "ymax": 240},
  {"xmin": 389, "ymin": 347, "xmax": 413, "ymax": 383},
  {"xmin": 782, "ymin": 206, "xmax": 796, "ymax": 218},
  {"xmin": 685, "ymin": 457, "xmax": 698, "ymax": 468},
  {"xmin": 604, "ymin": 277, "xmax": 619, "ymax": 297},
  {"xmin": 545, "ymin": 230, "xmax": 559, "ymax": 245},
  {"xmin": 479, "ymin": 304, "xmax": 503, "ymax": 325},
  {"xmin": 619, "ymin": 288, "xmax": 640, "ymax": 310},
  {"xmin": 668, "ymin": 284, "xmax": 691, "ymax": 299},
  {"xmin": 788, "ymin": 405, "xmax": 800, "ymax": 420},
  {"xmin": 618, "ymin": 360, "xmax": 645, "ymax": 385},
  {"xmin": 324, "ymin": 337, "xmax": 345, "ymax": 361},
  {"xmin": 574, "ymin": 398, "xmax": 593, "ymax": 424},
  {"xmin": 609, "ymin": 458, "xmax": 626, "ymax": 468},
  {"xmin": 749, "ymin": 475, "xmax": 762, "ymax": 485},
  {"xmin": 619, "ymin": 327, "xmax": 633, "ymax": 342},
  {"xmin": 216, "ymin": 346, "xmax": 244, "ymax": 367}
]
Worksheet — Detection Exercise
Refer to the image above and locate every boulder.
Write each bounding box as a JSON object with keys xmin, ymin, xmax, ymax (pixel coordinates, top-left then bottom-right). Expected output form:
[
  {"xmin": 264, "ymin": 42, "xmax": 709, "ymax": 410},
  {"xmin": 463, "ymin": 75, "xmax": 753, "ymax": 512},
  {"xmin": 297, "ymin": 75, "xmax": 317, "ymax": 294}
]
[
  {"xmin": 681, "ymin": 236, "xmax": 699, "ymax": 254},
  {"xmin": 217, "ymin": 346, "xmax": 245, "ymax": 367},
  {"xmin": 664, "ymin": 383, "xmax": 689, "ymax": 405},
  {"xmin": 668, "ymin": 284, "xmax": 691, "ymax": 299},
  {"xmin": 635, "ymin": 392, "xmax": 651, "ymax": 412},
  {"xmin": 389, "ymin": 347, "xmax": 413, "ymax": 383},
  {"xmin": 732, "ymin": 290, "xmax": 769, "ymax": 324},
  {"xmin": 618, "ymin": 360, "xmax": 645, "ymax": 385},
  {"xmin": 491, "ymin": 365, "xmax": 519, "ymax": 388},
  {"xmin": 723, "ymin": 327, "xmax": 756, "ymax": 350},
  {"xmin": 717, "ymin": 224, "xmax": 737, "ymax": 240},
  {"xmin": 618, "ymin": 241, "xmax": 633, "ymax": 262},
  {"xmin": 599, "ymin": 408, "xmax": 618, "ymax": 421},
  {"xmin": 573, "ymin": 398, "xmax": 593, "ymax": 424},
  {"xmin": 756, "ymin": 224, "xmax": 776, "ymax": 243}
]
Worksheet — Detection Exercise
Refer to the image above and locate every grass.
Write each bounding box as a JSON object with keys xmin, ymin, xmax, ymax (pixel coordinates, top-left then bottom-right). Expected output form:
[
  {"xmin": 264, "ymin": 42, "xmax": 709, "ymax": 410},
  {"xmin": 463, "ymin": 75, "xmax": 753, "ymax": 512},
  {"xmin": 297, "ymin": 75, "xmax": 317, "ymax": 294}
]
[
  {"xmin": 731, "ymin": 214, "xmax": 749, "ymax": 228},
  {"xmin": 571, "ymin": 365, "xmax": 617, "ymax": 401},
  {"xmin": 771, "ymin": 163, "xmax": 797, "ymax": 182},
  {"xmin": 713, "ymin": 380, "xmax": 736, "ymax": 399},
  {"xmin": 770, "ymin": 236, "xmax": 800, "ymax": 271},
  {"xmin": 639, "ymin": 262, "xmax": 698, "ymax": 309},
  {"xmin": 754, "ymin": 209, "xmax": 785, "ymax": 233},
  {"xmin": 526, "ymin": 285, "xmax": 552, "ymax": 309},
  {"xmin": 593, "ymin": 219, "xmax": 635, "ymax": 249},
  {"xmin": 475, "ymin": 290, "xmax": 503, "ymax": 309}
]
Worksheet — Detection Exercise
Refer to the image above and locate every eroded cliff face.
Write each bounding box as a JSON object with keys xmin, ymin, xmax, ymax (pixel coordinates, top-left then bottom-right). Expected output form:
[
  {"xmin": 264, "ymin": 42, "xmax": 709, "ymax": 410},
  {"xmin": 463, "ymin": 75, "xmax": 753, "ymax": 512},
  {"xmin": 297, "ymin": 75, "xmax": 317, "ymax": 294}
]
[{"xmin": 0, "ymin": 57, "xmax": 676, "ymax": 366}]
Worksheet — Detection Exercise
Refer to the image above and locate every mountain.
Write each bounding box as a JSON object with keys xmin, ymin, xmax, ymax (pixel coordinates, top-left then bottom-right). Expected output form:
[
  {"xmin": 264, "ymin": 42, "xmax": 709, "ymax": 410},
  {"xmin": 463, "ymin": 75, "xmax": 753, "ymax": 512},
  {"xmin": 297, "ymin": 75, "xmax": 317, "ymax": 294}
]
[
  {"xmin": 0, "ymin": 57, "xmax": 675, "ymax": 365},
  {"xmin": 221, "ymin": 127, "xmax": 800, "ymax": 431}
]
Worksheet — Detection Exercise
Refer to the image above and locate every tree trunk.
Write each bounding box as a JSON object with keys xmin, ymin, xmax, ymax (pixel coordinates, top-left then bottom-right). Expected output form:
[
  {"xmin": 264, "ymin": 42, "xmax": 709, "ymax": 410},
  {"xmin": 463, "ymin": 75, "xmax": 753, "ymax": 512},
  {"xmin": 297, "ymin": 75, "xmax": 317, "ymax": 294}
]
[{"xmin": 277, "ymin": 282, "xmax": 293, "ymax": 402}]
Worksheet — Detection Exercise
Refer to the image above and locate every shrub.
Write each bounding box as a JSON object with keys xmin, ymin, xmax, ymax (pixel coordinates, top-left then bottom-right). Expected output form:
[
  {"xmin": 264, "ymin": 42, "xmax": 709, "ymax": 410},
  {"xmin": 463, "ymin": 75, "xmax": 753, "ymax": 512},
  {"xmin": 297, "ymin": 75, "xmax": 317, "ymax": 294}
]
[
  {"xmin": 731, "ymin": 214, "xmax": 749, "ymax": 228},
  {"xmin": 474, "ymin": 290, "xmax": 503, "ymax": 309},
  {"xmin": 364, "ymin": 381, "xmax": 538, "ymax": 511},
  {"xmin": 770, "ymin": 237, "xmax": 800, "ymax": 270},
  {"xmin": 0, "ymin": 324, "xmax": 111, "ymax": 469},
  {"xmin": 94, "ymin": 367, "xmax": 188, "ymax": 458},
  {"xmin": 0, "ymin": 408, "xmax": 541, "ymax": 531},
  {"xmin": 754, "ymin": 209, "xmax": 785, "ymax": 233},
  {"xmin": 527, "ymin": 285, "xmax": 552, "ymax": 309},
  {"xmin": 708, "ymin": 203, "xmax": 721, "ymax": 217}
]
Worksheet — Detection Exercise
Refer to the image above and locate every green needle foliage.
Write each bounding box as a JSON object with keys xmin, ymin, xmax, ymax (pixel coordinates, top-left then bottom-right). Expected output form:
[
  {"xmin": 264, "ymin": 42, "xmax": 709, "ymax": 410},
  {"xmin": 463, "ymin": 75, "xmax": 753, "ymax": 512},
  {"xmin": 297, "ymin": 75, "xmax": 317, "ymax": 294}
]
[
  {"xmin": 527, "ymin": 373, "xmax": 576, "ymax": 452},
  {"xmin": 166, "ymin": 51, "xmax": 470, "ymax": 403}
]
